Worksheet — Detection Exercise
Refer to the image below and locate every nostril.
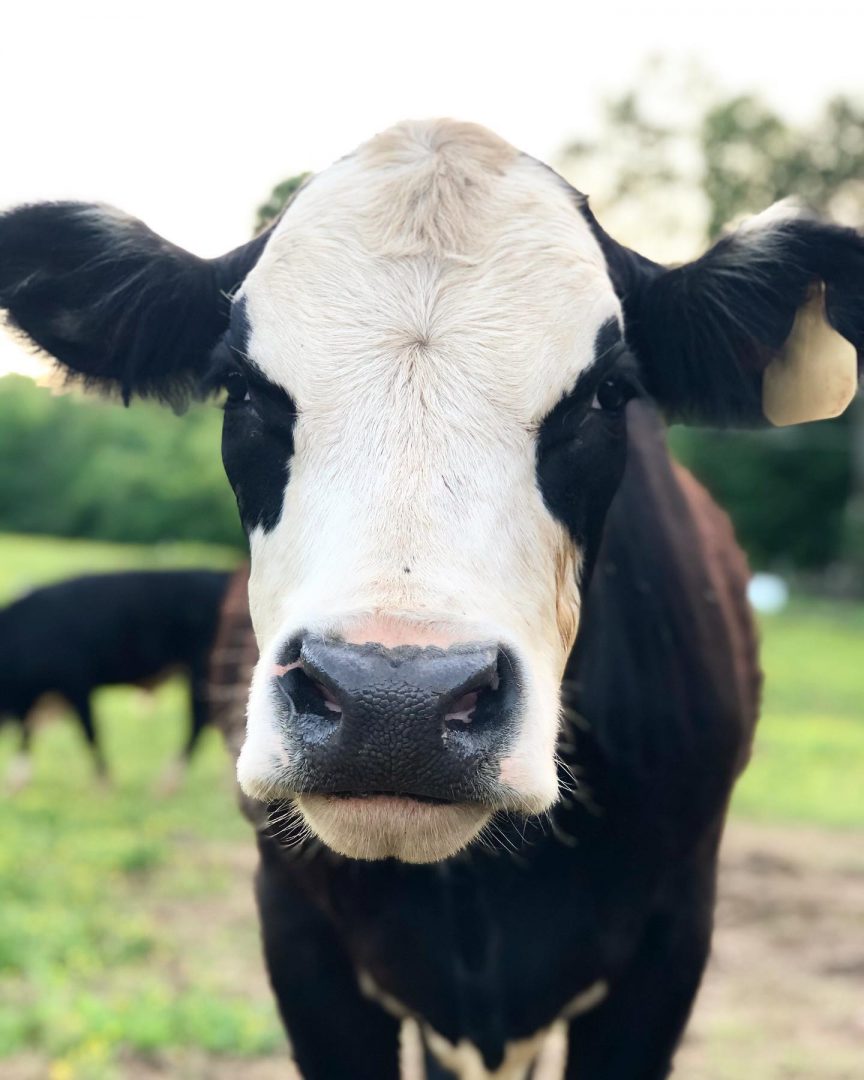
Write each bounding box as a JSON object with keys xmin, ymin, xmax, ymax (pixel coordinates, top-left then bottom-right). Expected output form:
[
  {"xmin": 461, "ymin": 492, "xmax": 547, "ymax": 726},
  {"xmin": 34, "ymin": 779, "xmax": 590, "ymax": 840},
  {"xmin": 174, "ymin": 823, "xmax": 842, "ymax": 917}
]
[
  {"xmin": 274, "ymin": 664, "xmax": 343, "ymax": 723},
  {"xmin": 442, "ymin": 654, "xmax": 504, "ymax": 732}
]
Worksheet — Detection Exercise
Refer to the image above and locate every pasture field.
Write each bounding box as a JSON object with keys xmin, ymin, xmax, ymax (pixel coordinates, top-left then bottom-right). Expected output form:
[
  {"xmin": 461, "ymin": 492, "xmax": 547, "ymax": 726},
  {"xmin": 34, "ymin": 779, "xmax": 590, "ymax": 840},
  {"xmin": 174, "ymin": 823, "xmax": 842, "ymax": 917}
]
[{"xmin": 0, "ymin": 532, "xmax": 862, "ymax": 1079}]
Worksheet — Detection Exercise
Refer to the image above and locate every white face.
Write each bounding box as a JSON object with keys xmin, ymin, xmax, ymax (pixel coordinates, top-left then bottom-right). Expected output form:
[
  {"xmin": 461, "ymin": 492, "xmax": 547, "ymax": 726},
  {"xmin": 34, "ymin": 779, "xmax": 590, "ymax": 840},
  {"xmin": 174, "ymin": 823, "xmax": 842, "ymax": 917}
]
[{"xmin": 232, "ymin": 120, "xmax": 624, "ymax": 862}]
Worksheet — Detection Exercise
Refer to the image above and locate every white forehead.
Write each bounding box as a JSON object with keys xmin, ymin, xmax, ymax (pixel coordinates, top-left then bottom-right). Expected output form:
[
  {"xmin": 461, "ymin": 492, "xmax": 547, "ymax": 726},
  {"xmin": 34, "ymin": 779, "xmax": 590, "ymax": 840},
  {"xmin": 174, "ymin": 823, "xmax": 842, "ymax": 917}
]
[{"xmin": 241, "ymin": 120, "xmax": 620, "ymax": 421}]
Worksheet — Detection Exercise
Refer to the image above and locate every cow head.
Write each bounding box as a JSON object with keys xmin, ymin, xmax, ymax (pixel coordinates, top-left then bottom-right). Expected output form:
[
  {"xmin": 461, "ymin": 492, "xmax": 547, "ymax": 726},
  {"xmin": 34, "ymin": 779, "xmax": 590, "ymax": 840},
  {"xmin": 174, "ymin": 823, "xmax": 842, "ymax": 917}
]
[{"xmin": 1, "ymin": 121, "xmax": 861, "ymax": 861}]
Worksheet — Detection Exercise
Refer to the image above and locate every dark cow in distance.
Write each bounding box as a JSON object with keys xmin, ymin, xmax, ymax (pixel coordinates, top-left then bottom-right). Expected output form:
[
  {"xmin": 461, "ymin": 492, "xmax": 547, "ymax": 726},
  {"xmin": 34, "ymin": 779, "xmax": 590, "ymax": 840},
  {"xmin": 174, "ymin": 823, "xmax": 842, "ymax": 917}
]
[
  {"xmin": 1, "ymin": 120, "xmax": 861, "ymax": 1078},
  {"xmin": 0, "ymin": 569, "xmax": 231, "ymax": 788}
]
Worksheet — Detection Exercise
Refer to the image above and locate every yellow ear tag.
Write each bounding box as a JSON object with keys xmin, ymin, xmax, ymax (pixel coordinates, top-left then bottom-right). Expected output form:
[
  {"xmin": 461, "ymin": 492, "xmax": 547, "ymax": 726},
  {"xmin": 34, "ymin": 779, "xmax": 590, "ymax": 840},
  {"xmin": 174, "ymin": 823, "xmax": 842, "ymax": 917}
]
[{"xmin": 763, "ymin": 284, "xmax": 858, "ymax": 426}]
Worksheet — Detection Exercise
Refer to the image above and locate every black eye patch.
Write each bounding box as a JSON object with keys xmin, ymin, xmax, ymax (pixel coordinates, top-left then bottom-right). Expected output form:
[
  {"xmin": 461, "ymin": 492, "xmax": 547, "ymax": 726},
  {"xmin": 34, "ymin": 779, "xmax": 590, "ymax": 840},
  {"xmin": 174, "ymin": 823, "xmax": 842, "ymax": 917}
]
[
  {"xmin": 203, "ymin": 304, "xmax": 298, "ymax": 535},
  {"xmin": 220, "ymin": 372, "xmax": 297, "ymax": 534},
  {"xmin": 535, "ymin": 318, "xmax": 641, "ymax": 580},
  {"xmin": 536, "ymin": 320, "xmax": 641, "ymax": 458}
]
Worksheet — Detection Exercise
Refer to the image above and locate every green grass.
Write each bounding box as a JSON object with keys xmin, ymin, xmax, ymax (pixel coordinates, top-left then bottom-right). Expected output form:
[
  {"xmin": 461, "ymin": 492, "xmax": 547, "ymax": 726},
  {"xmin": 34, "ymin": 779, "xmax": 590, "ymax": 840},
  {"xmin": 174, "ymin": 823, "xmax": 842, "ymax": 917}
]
[
  {"xmin": 0, "ymin": 534, "xmax": 281, "ymax": 1078},
  {"xmin": 0, "ymin": 700, "xmax": 284, "ymax": 1078},
  {"xmin": 0, "ymin": 532, "xmax": 861, "ymax": 1076},
  {"xmin": 732, "ymin": 599, "xmax": 864, "ymax": 827}
]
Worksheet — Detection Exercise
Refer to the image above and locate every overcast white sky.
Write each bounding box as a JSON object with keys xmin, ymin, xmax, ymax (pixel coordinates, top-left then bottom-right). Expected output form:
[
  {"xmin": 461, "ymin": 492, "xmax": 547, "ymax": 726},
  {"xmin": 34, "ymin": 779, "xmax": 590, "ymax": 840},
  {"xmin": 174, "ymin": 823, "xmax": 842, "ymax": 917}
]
[{"xmin": 1, "ymin": 0, "xmax": 862, "ymax": 374}]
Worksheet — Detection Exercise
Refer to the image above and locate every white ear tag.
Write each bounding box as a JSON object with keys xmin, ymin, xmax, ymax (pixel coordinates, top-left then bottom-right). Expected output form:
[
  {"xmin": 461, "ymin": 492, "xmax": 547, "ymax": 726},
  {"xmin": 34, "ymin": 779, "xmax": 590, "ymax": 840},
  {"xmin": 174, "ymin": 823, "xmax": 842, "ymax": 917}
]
[{"xmin": 763, "ymin": 284, "xmax": 858, "ymax": 426}]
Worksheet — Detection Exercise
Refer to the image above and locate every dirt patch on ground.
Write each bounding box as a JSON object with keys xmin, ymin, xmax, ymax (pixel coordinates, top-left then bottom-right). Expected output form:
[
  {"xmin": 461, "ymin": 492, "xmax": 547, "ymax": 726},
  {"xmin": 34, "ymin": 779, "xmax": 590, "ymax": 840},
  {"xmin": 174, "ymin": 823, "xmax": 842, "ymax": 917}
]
[
  {"xmin": 4, "ymin": 821, "xmax": 862, "ymax": 1079},
  {"xmin": 678, "ymin": 821, "xmax": 864, "ymax": 1080}
]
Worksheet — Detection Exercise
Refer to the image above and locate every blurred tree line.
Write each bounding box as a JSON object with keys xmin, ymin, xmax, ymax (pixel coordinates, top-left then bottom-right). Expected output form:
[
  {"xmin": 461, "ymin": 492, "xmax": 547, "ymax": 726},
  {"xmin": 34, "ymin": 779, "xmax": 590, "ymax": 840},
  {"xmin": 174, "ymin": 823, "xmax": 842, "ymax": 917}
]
[
  {"xmin": 0, "ymin": 375, "xmax": 243, "ymax": 548},
  {"xmin": 0, "ymin": 79, "xmax": 861, "ymax": 577},
  {"xmin": 254, "ymin": 172, "xmax": 311, "ymax": 235},
  {"xmin": 561, "ymin": 76, "xmax": 864, "ymax": 577}
]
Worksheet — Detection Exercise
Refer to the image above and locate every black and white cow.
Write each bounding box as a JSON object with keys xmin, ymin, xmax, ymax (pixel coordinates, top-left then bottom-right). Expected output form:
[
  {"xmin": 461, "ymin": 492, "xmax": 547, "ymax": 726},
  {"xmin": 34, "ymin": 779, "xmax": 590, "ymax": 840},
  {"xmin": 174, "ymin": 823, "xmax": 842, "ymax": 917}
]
[{"xmin": 1, "ymin": 120, "xmax": 861, "ymax": 1078}]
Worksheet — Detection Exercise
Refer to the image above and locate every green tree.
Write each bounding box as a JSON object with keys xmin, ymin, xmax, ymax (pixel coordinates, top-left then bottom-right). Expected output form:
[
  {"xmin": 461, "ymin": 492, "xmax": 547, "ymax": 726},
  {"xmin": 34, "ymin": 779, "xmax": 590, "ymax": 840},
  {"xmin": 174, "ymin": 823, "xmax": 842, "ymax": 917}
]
[
  {"xmin": 254, "ymin": 173, "xmax": 312, "ymax": 234},
  {"xmin": 0, "ymin": 375, "xmax": 244, "ymax": 549},
  {"xmin": 701, "ymin": 94, "xmax": 864, "ymax": 237}
]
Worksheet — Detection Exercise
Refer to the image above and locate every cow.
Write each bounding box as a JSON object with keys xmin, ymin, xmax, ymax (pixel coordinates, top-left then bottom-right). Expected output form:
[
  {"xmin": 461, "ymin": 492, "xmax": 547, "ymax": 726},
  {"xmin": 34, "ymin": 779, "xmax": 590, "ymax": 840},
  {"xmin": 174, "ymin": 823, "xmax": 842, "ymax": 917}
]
[
  {"xmin": 0, "ymin": 569, "xmax": 232, "ymax": 789},
  {"xmin": 0, "ymin": 119, "xmax": 861, "ymax": 1078}
]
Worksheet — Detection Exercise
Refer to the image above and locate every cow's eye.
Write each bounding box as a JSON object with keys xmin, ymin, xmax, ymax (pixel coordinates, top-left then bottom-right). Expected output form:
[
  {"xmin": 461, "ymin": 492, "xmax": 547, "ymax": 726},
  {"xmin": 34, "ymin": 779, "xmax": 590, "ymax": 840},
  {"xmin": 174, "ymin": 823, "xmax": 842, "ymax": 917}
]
[
  {"xmin": 591, "ymin": 377, "xmax": 629, "ymax": 413},
  {"xmin": 224, "ymin": 368, "xmax": 250, "ymax": 405}
]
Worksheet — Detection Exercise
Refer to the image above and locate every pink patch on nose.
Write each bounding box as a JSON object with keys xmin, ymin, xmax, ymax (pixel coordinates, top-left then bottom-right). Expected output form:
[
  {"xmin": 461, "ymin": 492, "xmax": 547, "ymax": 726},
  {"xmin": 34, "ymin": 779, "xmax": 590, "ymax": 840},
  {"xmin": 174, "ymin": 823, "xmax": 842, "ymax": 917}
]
[
  {"xmin": 272, "ymin": 660, "xmax": 302, "ymax": 677},
  {"xmin": 342, "ymin": 617, "xmax": 460, "ymax": 650}
]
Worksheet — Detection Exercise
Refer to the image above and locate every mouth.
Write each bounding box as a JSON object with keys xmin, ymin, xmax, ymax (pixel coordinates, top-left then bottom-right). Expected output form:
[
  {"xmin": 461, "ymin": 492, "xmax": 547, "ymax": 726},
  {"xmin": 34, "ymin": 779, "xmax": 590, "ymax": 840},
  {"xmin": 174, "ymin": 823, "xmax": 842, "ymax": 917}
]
[
  {"xmin": 293, "ymin": 791, "xmax": 493, "ymax": 863},
  {"xmin": 322, "ymin": 791, "xmax": 460, "ymax": 805}
]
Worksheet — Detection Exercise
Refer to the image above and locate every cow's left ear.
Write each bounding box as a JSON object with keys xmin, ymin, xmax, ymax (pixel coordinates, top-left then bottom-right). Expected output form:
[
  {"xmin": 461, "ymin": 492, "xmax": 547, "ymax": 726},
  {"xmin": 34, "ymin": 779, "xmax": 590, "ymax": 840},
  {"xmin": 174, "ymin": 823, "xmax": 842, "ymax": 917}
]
[
  {"xmin": 0, "ymin": 202, "xmax": 270, "ymax": 405},
  {"xmin": 597, "ymin": 206, "xmax": 863, "ymax": 427}
]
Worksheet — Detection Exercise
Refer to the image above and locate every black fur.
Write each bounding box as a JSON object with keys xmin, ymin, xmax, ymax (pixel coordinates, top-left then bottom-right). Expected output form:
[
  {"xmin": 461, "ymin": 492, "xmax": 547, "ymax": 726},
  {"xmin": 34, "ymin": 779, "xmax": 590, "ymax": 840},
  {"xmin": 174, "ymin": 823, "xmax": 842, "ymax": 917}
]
[
  {"xmin": 0, "ymin": 569, "xmax": 231, "ymax": 774},
  {"xmin": 201, "ymin": 297, "xmax": 298, "ymax": 533},
  {"xmin": 537, "ymin": 318, "xmax": 640, "ymax": 579},
  {"xmin": 0, "ymin": 203, "xmax": 269, "ymax": 404}
]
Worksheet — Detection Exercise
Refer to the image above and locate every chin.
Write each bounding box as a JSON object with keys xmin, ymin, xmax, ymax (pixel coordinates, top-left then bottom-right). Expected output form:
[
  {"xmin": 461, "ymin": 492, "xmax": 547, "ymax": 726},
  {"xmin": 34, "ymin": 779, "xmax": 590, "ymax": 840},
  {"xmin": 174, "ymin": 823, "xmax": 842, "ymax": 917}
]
[{"xmin": 296, "ymin": 794, "xmax": 493, "ymax": 863}]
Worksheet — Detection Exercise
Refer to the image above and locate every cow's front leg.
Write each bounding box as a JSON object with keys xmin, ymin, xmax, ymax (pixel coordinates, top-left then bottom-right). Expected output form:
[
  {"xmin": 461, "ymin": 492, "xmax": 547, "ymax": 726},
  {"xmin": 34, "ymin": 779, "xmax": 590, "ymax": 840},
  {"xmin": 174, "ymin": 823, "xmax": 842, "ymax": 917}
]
[
  {"xmin": 563, "ymin": 902, "xmax": 713, "ymax": 1080},
  {"xmin": 255, "ymin": 834, "xmax": 401, "ymax": 1080}
]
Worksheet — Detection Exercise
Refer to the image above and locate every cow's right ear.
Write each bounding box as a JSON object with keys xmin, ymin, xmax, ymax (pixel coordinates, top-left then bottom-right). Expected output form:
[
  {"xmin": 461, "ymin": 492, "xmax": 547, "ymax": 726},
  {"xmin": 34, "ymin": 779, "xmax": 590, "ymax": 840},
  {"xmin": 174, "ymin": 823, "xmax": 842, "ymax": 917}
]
[{"xmin": 0, "ymin": 202, "xmax": 270, "ymax": 404}]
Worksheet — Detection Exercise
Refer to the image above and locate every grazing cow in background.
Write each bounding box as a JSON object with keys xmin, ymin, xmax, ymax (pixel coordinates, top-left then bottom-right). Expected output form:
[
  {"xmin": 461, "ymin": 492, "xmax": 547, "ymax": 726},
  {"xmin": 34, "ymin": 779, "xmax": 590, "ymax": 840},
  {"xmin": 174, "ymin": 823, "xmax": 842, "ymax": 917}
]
[
  {"xmin": 0, "ymin": 569, "xmax": 232, "ymax": 789},
  {"xmin": 0, "ymin": 120, "xmax": 861, "ymax": 1078}
]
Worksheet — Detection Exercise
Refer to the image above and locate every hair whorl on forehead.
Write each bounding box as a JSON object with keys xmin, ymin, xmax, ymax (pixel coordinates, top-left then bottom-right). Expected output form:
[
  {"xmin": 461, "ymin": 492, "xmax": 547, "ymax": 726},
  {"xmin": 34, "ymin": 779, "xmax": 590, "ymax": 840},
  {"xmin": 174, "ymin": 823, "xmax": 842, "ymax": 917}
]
[{"xmin": 355, "ymin": 119, "xmax": 519, "ymax": 259}]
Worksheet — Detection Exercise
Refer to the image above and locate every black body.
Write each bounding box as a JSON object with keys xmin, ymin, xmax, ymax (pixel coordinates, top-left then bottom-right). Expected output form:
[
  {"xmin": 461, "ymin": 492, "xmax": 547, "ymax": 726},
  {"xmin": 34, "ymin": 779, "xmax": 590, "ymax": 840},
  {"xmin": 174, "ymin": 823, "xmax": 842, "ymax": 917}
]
[
  {"xmin": 0, "ymin": 569, "xmax": 232, "ymax": 774},
  {"xmin": 248, "ymin": 409, "xmax": 761, "ymax": 1079}
]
